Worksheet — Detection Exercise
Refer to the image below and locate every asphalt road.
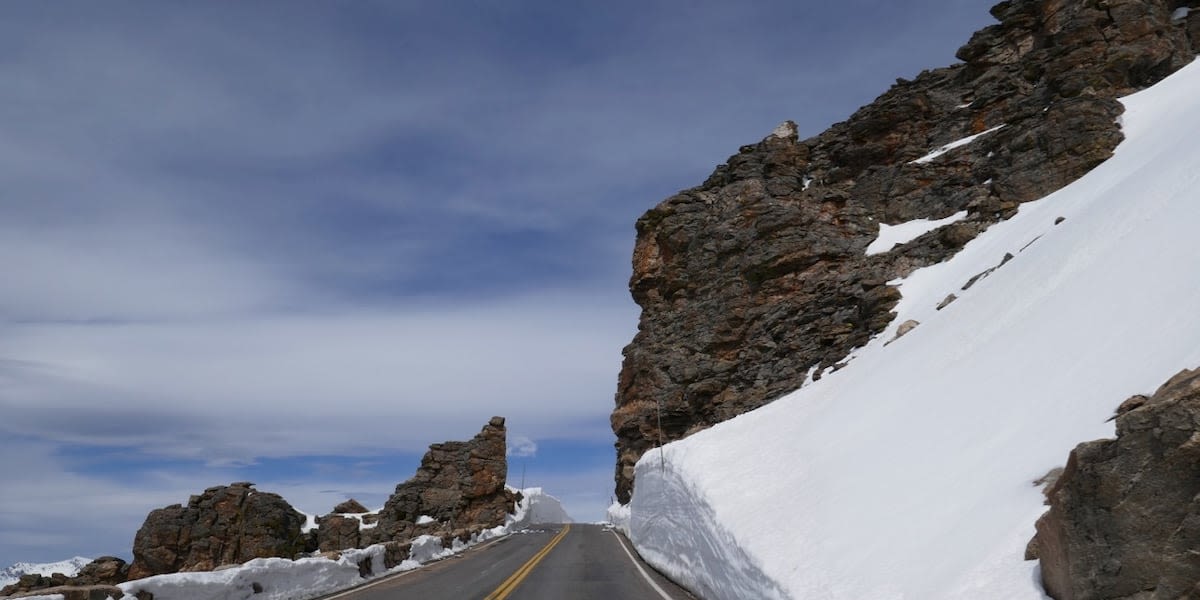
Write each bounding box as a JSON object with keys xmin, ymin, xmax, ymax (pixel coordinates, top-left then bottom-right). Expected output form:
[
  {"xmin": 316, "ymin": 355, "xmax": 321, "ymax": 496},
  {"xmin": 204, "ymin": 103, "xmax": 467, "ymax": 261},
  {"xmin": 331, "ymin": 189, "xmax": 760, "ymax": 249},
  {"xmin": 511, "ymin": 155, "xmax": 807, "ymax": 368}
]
[{"xmin": 329, "ymin": 524, "xmax": 695, "ymax": 600}]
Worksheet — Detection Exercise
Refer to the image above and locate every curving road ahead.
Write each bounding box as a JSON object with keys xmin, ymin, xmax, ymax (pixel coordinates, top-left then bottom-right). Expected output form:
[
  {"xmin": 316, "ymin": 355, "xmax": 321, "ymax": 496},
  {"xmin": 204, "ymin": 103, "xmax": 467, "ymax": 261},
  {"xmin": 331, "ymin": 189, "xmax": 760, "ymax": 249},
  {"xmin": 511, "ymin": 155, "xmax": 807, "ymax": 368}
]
[{"xmin": 326, "ymin": 524, "xmax": 695, "ymax": 600}]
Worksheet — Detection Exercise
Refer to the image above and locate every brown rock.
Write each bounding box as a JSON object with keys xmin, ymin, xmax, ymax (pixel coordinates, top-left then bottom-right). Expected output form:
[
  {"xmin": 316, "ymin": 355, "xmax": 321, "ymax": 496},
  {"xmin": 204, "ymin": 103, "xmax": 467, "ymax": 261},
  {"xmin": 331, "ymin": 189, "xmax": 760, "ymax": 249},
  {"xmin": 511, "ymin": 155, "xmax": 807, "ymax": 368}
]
[
  {"xmin": 1032, "ymin": 368, "xmax": 1200, "ymax": 599},
  {"xmin": 611, "ymin": 0, "xmax": 1197, "ymax": 502},
  {"xmin": 936, "ymin": 294, "xmax": 958, "ymax": 310},
  {"xmin": 363, "ymin": 417, "xmax": 513, "ymax": 544},
  {"xmin": 73, "ymin": 557, "xmax": 128, "ymax": 585},
  {"xmin": 892, "ymin": 320, "xmax": 920, "ymax": 341},
  {"xmin": 331, "ymin": 499, "xmax": 370, "ymax": 514},
  {"xmin": 127, "ymin": 482, "xmax": 307, "ymax": 579},
  {"xmin": 315, "ymin": 514, "xmax": 362, "ymax": 552}
]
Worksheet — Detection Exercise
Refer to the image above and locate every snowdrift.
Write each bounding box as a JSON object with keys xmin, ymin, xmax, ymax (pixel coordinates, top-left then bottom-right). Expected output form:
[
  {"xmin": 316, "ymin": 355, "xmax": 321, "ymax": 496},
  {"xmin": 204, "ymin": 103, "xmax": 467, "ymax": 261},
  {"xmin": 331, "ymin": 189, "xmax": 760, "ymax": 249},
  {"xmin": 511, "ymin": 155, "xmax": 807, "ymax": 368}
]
[
  {"xmin": 508, "ymin": 487, "xmax": 573, "ymax": 527},
  {"xmin": 627, "ymin": 59, "xmax": 1200, "ymax": 599}
]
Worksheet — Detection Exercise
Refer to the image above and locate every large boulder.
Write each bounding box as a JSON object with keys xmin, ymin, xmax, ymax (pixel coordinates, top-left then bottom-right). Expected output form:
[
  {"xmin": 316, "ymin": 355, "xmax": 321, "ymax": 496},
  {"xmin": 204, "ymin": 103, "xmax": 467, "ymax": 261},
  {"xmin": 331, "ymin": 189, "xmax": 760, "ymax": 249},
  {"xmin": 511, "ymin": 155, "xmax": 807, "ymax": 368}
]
[
  {"xmin": 1032, "ymin": 368, "xmax": 1200, "ymax": 599},
  {"xmin": 611, "ymin": 0, "xmax": 1199, "ymax": 502},
  {"xmin": 127, "ymin": 482, "xmax": 308, "ymax": 580},
  {"xmin": 364, "ymin": 417, "xmax": 514, "ymax": 544}
]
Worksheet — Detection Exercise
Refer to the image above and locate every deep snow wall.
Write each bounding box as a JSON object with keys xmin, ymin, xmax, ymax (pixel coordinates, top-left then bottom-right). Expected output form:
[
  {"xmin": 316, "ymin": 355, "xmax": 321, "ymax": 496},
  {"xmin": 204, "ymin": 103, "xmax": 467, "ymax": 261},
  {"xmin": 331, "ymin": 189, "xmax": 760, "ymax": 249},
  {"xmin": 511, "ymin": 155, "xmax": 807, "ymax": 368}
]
[
  {"xmin": 611, "ymin": 0, "xmax": 1200, "ymax": 503},
  {"xmin": 627, "ymin": 56, "xmax": 1200, "ymax": 600}
]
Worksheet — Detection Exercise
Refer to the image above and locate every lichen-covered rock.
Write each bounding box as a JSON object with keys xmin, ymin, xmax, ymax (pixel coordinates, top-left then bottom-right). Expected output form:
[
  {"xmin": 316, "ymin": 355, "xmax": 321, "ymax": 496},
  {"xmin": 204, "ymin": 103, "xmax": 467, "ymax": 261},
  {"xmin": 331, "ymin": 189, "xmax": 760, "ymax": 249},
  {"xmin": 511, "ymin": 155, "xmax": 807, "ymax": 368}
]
[
  {"xmin": 364, "ymin": 417, "xmax": 514, "ymax": 544},
  {"xmin": 611, "ymin": 0, "xmax": 1199, "ymax": 502},
  {"xmin": 1032, "ymin": 368, "xmax": 1200, "ymax": 599},
  {"xmin": 127, "ymin": 482, "xmax": 307, "ymax": 580}
]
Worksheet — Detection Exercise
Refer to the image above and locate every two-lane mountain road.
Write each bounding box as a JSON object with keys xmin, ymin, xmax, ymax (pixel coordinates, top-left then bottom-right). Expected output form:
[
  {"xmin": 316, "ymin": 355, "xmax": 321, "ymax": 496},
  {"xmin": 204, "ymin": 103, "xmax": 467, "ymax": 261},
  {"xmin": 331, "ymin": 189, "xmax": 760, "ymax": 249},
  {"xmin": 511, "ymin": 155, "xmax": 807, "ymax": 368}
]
[{"xmin": 326, "ymin": 524, "xmax": 695, "ymax": 599}]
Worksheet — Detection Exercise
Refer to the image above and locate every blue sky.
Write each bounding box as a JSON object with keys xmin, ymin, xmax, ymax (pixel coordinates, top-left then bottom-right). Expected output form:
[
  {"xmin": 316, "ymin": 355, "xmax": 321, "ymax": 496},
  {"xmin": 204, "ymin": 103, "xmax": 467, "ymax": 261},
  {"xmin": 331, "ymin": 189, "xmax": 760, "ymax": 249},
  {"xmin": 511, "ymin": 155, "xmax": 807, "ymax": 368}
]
[{"xmin": 0, "ymin": 1, "xmax": 996, "ymax": 567}]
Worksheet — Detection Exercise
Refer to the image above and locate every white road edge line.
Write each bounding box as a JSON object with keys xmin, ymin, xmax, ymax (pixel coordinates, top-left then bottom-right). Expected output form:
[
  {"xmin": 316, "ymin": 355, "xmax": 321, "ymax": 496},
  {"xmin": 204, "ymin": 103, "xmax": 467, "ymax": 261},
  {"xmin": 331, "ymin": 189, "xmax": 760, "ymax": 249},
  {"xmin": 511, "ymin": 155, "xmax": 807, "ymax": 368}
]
[{"xmin": 610, "ymin": 530, "xmax": 675, "ymax": 600}]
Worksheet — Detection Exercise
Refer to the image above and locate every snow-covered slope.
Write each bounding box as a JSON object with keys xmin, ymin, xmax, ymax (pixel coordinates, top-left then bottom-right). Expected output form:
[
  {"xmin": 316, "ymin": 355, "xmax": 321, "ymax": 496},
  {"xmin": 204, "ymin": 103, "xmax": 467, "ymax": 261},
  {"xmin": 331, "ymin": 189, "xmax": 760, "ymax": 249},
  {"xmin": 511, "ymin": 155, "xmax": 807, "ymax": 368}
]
[
  {"xmin": 1, "ymin": 557, "xmax": 91, "ymax": 587},
  {"xmin": 627, "ymin": 59, "xmax": 1200, "ymax": 599},
  {"xmin": 508, "ymin": 487, "xmax": 573, "ymax": 527}
]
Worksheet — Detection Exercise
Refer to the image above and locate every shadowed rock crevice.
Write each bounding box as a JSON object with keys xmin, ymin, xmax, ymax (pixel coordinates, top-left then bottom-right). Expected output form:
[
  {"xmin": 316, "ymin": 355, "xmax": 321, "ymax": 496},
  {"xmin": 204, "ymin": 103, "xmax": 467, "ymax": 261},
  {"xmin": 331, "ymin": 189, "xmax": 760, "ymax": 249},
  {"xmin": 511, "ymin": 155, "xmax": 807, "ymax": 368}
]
[{"xmin": 612, "ymin": 0, "xmax": 1199, "ymax": 503}]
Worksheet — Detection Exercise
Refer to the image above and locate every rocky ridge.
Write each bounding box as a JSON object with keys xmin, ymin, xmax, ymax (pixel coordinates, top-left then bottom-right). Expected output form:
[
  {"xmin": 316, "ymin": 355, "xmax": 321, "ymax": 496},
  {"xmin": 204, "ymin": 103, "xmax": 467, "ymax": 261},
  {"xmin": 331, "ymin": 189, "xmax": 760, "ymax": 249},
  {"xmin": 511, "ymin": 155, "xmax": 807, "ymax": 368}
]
[
  {"xmin": 2, "ymin": 417, "xmax": 514, "ymax": 598},
  {"xmin": 612, "ymin": 0, "xmax": 1200, "ymax": 502},
  {"xmin": 1030, "ymin": 368, "xmax": 1200, "ymax": 599},
  {"xmin": 0, "ymin": 558, "xmax": 128, "ymax": 599}
]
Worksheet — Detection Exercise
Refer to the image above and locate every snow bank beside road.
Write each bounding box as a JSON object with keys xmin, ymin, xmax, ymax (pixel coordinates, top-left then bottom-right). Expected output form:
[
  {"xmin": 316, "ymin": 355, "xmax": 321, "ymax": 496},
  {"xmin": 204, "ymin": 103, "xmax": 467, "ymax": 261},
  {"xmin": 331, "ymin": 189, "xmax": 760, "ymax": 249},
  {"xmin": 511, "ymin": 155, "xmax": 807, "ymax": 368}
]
[
  {"xmin": 509, "ymin": 487, "xmax": 573, "ymax": 527},
  {"xmin": 627, "ymin": 58, "xmax": 1200, "ymax": 600}
]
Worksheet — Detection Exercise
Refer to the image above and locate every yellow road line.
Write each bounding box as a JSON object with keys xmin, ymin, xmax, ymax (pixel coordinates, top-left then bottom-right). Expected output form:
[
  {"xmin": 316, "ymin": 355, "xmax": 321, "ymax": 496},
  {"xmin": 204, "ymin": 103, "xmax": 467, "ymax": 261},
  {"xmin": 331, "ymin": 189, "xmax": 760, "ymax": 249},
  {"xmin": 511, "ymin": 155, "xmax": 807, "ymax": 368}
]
[{"xmin": 484, "ymin": 524, "xmax": 571, "ymax": 600}]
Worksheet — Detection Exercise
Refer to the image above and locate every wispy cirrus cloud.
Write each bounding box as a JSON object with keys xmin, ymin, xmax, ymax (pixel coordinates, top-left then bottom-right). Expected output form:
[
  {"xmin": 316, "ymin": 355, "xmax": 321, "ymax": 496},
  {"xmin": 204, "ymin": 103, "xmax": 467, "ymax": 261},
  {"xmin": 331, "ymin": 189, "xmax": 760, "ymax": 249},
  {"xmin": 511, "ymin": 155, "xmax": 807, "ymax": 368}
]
[{"xmin": 0, "ymin": 0, "xmax": 998, "ymax": 567}]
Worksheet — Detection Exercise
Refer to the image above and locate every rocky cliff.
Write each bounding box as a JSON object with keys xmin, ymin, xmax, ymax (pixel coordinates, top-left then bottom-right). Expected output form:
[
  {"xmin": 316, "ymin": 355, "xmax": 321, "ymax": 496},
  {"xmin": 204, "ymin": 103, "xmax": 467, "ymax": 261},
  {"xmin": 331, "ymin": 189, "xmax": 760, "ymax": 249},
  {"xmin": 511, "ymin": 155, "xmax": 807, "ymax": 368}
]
[
  {"xmin": 92, "ymin": 417, "xmax": 514, "ymax": 583},
  {"xmin": 611, "ymin": 0, "xmax": 1200, "ymax": 502},
  {"xmin": 1030, "ymin": 368, "xmax": 1200, "ymax": 599}
]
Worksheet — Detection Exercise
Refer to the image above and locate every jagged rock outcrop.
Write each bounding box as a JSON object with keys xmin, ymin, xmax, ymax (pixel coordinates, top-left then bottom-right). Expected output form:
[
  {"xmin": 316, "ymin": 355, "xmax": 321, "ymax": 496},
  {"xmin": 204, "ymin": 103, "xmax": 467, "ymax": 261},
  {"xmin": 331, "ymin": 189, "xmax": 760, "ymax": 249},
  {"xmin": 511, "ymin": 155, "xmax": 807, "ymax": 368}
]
[
  {"xmin": 127, "ymin": 482, "xmax": 308, "ymax": 579},
  {"xmin": 612, "ymin": 0, "xmax": 1200, "ymax": 502},
  {"xmin": 108, "ymin": 419, "xmax": 512, "ymax": 578},
  {"xmin": 363, "ymin": 416, "xmax": 515, "ymax": 544},
  {"xmin": 1031, "ymin": 368, "xmax": 1200, "ymax": 599}
]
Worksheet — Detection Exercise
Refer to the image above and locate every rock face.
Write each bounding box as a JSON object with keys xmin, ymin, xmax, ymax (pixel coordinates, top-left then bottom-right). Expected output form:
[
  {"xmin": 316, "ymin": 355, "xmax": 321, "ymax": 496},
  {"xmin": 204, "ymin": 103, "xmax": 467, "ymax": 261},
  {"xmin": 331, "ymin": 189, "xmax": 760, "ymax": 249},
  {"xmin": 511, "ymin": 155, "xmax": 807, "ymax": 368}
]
[
  {"xmin": 611, "ymin": 0, "xmax": 1200, "ymax": 502},
  {"xmin": 127, "ymin": 482, "xmax": 308, "ymax": 580},
  {"xmin": 364, "ymin": 416, "xmax": 514, "ymax": 544},
  {"xmin": 1032, "ymin": 368, "xmax": 1200, "ymax": 599}
]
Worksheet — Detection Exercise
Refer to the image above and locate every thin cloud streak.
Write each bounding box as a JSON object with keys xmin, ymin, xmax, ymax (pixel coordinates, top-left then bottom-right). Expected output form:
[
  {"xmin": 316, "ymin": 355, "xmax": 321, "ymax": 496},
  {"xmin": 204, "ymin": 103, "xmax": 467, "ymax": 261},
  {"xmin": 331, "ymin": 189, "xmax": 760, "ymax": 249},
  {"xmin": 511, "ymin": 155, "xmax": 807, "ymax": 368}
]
[
  {"xmin": 1, "ymin": 293, "xmax": 635, "ymax": 462},
  {"xmin": 0, "ymin": 0, "xmax": 1000, "ymax": 567}
]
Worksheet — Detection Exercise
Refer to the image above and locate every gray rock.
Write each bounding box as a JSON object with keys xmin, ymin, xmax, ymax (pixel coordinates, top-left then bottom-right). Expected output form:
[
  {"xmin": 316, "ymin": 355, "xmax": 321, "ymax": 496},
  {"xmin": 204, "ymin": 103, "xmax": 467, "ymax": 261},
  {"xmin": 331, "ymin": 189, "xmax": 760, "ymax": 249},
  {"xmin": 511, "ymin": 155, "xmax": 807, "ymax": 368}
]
[{"xmin": 1032, "ymin": 368, "xmax": 1200, "ymax": 599}]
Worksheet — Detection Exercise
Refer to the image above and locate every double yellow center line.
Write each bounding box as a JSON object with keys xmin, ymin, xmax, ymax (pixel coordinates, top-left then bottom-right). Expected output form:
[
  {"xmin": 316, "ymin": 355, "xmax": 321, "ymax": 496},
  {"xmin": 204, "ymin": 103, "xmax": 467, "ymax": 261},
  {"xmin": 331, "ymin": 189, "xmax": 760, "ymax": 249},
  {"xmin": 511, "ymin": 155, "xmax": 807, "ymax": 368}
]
[{"xmin": 484, "ymin": 524, "xmax": 571, "ymax": 600}]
